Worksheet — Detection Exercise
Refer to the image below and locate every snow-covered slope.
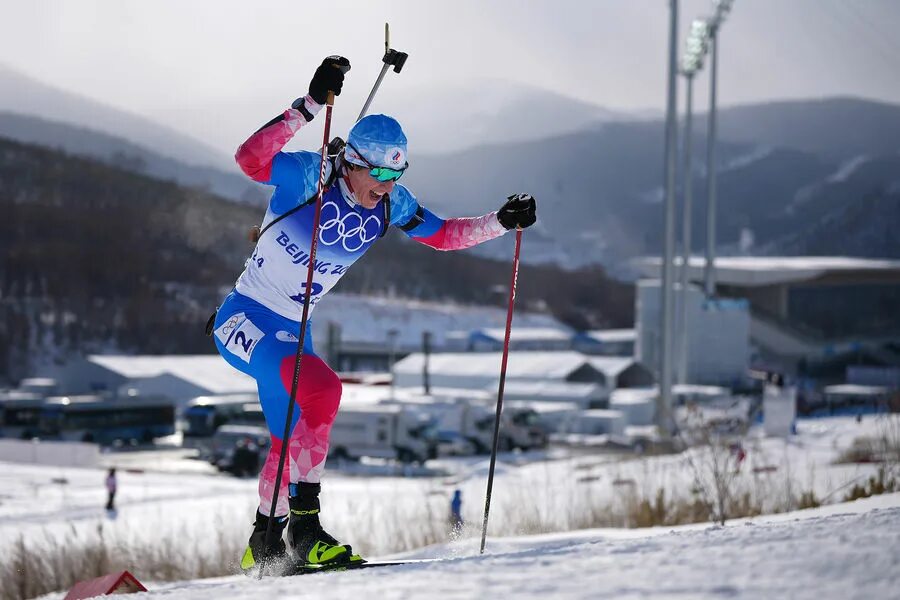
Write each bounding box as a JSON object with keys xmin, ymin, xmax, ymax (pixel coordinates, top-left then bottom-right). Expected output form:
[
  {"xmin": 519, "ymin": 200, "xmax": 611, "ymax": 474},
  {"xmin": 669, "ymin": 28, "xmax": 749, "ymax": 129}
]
[
  {"xmin": 5, "ymin": 415, "xmax": 897, "ymax": 599},
  {"xmin": 38, "ymin": 493, "xmax": 900, "ymax": 600}
]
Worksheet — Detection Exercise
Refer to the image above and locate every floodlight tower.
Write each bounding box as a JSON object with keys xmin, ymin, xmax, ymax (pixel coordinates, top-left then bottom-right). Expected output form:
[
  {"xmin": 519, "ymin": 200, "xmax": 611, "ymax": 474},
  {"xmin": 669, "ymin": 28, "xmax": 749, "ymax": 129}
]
[
  {"xmin": 677, "ymin": 19, "xmax": 711, "ymax": 384},
  {"xmin": 703, "ymin": 0, "xmax": 735, "ymax": 298},
  {"xmin": 658, "ymin": 0, "xmax": 680, "ymax": 436}
]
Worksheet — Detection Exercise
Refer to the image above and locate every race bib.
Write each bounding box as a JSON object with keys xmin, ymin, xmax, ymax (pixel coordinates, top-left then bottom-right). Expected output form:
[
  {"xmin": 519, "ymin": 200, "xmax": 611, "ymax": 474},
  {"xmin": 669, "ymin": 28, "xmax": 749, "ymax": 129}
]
[{"xmin": 214, "ymin": 312, "xmax": 265, "ymax": 364}]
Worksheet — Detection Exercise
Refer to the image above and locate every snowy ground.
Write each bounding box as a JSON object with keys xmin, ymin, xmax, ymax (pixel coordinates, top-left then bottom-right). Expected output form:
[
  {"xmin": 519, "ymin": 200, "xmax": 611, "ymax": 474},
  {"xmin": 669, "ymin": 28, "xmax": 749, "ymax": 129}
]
[
  {"xmin": 35, "ymin": 493, "xmax": 900, "ymax": 600},
  {"xmin": 2, "ymin": 414, "xmax": 897, "ymax": 599}
]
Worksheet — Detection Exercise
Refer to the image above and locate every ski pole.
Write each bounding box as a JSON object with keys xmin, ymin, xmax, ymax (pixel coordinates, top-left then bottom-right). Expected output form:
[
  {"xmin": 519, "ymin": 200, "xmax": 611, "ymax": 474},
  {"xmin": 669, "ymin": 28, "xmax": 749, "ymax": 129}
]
[
  {"xmin": 259, "ymin": 63, "xmax": 350, "ymax": 576},
  {"xmin": 357, "ymin": 22, "xmax": 408, "ymax": 121},
  {"xmin": 480, "ymin": 227, "xmax": 523, "ymax": 555}
]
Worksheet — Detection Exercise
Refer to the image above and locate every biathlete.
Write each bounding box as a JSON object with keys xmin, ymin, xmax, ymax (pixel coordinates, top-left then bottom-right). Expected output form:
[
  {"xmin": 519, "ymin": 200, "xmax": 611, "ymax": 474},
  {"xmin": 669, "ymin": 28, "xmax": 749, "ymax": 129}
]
[{"xmin": 212, "ymin": 55, "xmax": 537, "ymax": 572}]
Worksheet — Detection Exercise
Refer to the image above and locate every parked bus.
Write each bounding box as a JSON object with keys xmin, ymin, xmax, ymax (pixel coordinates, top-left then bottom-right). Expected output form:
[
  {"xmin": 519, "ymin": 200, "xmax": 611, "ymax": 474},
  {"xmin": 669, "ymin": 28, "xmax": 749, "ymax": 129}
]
[
  {"xmin": 183, "ymin": 394, "xmax": 264, "ymax": 438},
  {"xmin": 38, "ymin": 394, "xmax": 176, "ymax": 445},
  {"xmin": 0, "ymin": 393, "xmax": 46, "ymax": 439}
]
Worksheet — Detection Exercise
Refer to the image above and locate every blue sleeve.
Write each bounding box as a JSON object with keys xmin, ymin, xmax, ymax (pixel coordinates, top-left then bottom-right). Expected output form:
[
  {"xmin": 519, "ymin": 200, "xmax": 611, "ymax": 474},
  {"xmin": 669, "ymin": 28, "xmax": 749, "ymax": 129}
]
[
  {"xmin": 267, "ymin": 151, "xmax": 323, "ymax": 215},
  {"xmin": 388, "ymin": 184, "xmax": 446, "ymax": 238}
]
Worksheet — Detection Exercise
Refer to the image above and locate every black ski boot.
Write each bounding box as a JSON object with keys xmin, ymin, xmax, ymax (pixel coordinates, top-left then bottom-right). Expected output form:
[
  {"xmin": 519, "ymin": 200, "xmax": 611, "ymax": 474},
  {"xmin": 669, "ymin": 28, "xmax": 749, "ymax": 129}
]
[
  {"xmin": 240, "ymin": 510, "xmax": 289, "ymax": 575},
  {"xmin": 287, "ymin": 482, "xmax": 363, "ymax": 567}
]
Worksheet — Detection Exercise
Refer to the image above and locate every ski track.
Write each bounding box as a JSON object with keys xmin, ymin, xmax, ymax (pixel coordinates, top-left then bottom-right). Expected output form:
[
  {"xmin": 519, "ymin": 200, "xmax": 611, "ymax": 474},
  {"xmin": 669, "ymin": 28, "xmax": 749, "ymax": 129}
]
[{"xmin": 78, "ymin": 499, "xmax": 900, "ymax": 600}]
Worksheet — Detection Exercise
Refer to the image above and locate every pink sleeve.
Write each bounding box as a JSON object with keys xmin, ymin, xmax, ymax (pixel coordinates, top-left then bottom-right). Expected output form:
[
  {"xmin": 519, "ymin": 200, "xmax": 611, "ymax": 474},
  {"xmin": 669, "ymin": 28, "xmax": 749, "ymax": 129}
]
[
  {"xmin": 234, "ymin": 96, "xmax": 322, "ymax": 182},
  {"xmin": 415, "ymin": 212, "xmax": 508, "ymax": 251}
]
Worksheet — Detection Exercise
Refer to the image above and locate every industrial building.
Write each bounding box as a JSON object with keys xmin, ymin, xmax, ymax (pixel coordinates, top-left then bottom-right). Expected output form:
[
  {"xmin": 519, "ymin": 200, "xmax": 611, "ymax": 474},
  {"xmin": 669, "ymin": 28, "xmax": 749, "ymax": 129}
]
[
  {"xmin": 635, "ymin": 279, "xmax": 750, "ymax": 386},
  {"xmin": 637, "ymin": 256, "xmax": 900, "ymax": 381}
]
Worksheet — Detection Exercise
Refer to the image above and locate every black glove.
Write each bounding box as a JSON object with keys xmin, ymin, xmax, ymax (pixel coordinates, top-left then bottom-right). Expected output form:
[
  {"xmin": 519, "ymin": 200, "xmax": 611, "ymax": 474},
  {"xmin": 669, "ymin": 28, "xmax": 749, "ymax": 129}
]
[
  {"xmin": 308, "ymin": 56, "xmax": 351, "ymax": 105},
  {"xmin": 497, "ymin": 193, "xmax": 537, "ymax": 230}
]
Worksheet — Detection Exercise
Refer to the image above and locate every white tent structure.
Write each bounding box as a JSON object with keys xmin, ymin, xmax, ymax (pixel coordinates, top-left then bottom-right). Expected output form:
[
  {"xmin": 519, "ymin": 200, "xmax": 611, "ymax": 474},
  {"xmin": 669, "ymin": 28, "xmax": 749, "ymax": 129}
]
[
  {"xmin": 586, "ymin": 357, "xmax": 655, "ymax": 389},
  {"xmin": 393, "ymin": 351, "xmax": 603, "ymax": 391},
  {"xmin": 465, "ymin": 327, "xmax": 573, "ymax": 352},
  {"xmin": 501, "ymin": 381, "xmax": 606, "ymax": 409},
  {"xmin": 57, "ymin": 355, "xmax": 255, "ymax": 410}
]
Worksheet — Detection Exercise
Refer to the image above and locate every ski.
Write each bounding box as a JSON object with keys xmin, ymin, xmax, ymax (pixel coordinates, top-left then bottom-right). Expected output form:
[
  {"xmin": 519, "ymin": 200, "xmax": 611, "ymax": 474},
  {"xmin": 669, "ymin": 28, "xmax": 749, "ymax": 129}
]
[{"xmin": 287, "ymin": 558, "xmax": 440, "ymax": 576}]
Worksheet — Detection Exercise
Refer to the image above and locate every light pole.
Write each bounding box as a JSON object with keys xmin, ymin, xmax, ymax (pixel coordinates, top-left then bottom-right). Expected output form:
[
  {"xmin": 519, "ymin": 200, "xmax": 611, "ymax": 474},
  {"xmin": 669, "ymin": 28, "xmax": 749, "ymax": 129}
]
[
  {"xmin": 387, "ymin": 329, "xmax": 398, "ymax": 400},
  {"xmin": 659, "ymin": 0, "xmax": 679, "ymax": 436},
  {"xmin": 677, "ymin": 19, "xmax": 711, "ymax": 384},
  {"xmin": 703, "ymin": 0, "xmax": 735, "ymax": 298}
]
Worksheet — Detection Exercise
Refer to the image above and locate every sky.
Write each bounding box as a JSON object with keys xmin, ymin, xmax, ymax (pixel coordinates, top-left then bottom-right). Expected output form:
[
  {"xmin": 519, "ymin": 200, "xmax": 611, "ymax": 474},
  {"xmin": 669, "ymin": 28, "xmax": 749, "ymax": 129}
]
[{"xmin": 2, "ymin": 0, "xmax": 900, "ymax": 150}]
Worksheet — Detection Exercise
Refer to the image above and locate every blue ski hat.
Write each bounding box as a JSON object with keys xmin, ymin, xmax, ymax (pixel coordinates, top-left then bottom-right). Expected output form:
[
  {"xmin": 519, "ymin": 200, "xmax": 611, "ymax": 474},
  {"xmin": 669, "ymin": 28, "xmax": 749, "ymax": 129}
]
[{"xmin": 345, "ymin": 114, "xmax": 408, "ymax": 170}]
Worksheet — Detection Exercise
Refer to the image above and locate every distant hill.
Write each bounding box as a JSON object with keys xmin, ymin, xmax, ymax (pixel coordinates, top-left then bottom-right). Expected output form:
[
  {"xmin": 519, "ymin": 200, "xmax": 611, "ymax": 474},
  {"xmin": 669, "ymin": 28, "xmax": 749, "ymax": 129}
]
[
  {"xmin": 0, "ymin": 63, "xmax": 231, "ymax": 170},
  {"xmin": 0, "ymin": 137, "xmax": 632, "ymax": 382},
  {"xmin": 766, "ymin": 182, "xmax": 900, "ymax": 259},
  {"xmin": 0, "ymin": 112, "xmax": 266, "ymax": 204},
  {"xmin": 375, "ymin": 79, "xmax": 627, "ymax": 155},
  {"xmin": 5, "ymin": 75, "xmax": 899, "ymax": 273},
  {"xmin": 402, "ymin": 97, "xmax": 900, "ymax": 271},
  {"xmin": 713, "ymin": 97, "xmax": 900, "ymax": 162},
  {"xmin": 401, "ymin": 122, "xmax": 824, "ymax": 269}
]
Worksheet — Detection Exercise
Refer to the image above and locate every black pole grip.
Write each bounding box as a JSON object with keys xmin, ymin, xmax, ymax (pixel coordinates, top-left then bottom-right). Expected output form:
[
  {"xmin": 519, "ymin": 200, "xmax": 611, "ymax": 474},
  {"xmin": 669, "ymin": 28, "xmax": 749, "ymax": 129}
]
[{"xmin": 382, "ymin": 49, "xmax": 408, "ymax": 73}]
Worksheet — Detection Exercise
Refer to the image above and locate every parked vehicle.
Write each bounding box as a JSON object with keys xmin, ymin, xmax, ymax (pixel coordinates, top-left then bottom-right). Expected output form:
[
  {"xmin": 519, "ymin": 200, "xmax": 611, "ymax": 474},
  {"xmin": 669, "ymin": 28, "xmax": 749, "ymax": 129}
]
[
  {"xmin": 390, "ymin": 395, "xmax": 547, "ymax": 454},
  {"xmin": 184, "ymin": 394, "xmax": 264, "ymax": 438},
  {"xmin": 2, "ymin": 393, "xmax": 176, "ymax": 445},
  {"xmin": 328, "ymin": 404, "xmax": 438, "ymax": 463},
  {"xmin": 0, "ymin": 393, "xmax": 45, "ymax": 439},
  {"xmin": 40, "ymin": 394, "xmax": 176, "ymax": 445},
  {"xmin": 210, "ymin": 424, "xmax": 270, "ymax": 475},
  {"xmin": 436, "ymin": 430, "xmax": 478, "ymax": 456}
]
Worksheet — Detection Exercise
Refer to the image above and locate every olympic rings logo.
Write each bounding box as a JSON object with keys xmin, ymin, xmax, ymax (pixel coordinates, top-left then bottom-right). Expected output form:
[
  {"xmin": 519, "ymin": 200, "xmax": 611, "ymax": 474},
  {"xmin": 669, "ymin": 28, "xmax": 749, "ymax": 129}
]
[
  {"xmin": 318, "ymin": 201, "xmax": 381, "ymax": 252},
  {"xmin": 219, "ymin": 315, "xmax": 242, "ymax": 335}
]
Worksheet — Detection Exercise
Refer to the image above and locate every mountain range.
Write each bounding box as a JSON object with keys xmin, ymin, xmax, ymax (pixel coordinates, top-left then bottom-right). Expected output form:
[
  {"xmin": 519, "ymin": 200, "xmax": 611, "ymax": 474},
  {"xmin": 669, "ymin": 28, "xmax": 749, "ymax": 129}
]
[
  {"xmin": 0, "ymin": 63, "xmax": 231, "ymax": 170},
  {"xmin": 402, "ymin": 98, "xmax": 900, "ymax": 271},
  {"xmin": 2, "ymin": 61, "xmax": 899, "ymax": 274}
]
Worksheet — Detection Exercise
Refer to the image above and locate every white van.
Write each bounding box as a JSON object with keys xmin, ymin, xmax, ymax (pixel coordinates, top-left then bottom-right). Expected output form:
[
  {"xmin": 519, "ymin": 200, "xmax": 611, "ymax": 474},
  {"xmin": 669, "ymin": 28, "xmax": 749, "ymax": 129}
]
[{"xmin": 328, "ymin": 404, "xmax": 438, "ymax": 463}]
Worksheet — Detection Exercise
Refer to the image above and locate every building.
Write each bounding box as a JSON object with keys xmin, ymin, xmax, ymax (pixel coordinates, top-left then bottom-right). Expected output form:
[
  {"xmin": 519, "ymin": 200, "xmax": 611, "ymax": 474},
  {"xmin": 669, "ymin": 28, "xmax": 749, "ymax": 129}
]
[
  {"xmin": 501, "ymin": 381, "xmax": 606, "ymax": 409},
  {"xmin": 53, "ymin": 355, "xmax": 256, "ymax": 410},
  {"xmin": 393, "ymin": 351, "xmax": 602, "ymax": 391},
  {"xmin": 638, "ymin": 256, "xmax": 900, "ymax": 379},
  {"xmin": 461, "ymin": 327, "xmax": 573, "ymax": 352},
  {"xmin": 307, "ymin": 293, "xmax": 568, "ymax": 371},
  {"xmin": 573, "ymin": 329, "xmax": 636, "ymax": 356},
  {"xmin": 587, "ymin": 356, "xmax": 656, "ymax": 389},
  {"xmin": 392, "ymin": 351, "xmax": 654, "ymax": 397},
  {"xmin": 635, "ymin": 279, "xmax": 750, "ymax": 386}
]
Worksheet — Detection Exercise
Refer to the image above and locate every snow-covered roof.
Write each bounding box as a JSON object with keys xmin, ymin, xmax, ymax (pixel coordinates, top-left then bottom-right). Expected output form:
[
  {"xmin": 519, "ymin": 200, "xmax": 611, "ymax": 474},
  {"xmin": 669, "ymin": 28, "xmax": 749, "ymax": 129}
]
[
  {"xmin": 393, "ymin": 351, "xmax": 594, "ymax": 381},
  {"xmin": 19, "ymin": 377, "xmax": 57, "ymax": 388},
  {"xmin": 505, "ymin": 400, "xmax": 582, "ymax": 413},
  {"xmin": 88, "ymin": 355, "xmax": 174, "ymax": 378},
  {"xmin": 309, "ymin": 293, "xmax": 565, "ymax": 349},
  {"xmin": 581, "ymin": 409, "xmax": 626, "ymax": 420},
  {"xmin": 188, "ymin": 394, "xmax": 258, "ymax": 407},
  {"xmin": 673, "ymin": 384, "xmax": 730, "ymax": 396},
  {"xmin": 580, "ymin": 329, "xmax": 636, "ymax": 343},
  {"xmin": 0, "ymin": 390, "xmax": 43, "ymax": 402},
  {"xmin": 823, "ymin": 384, "xmax": 889, "ymax": 396},
  {"xmin": 637, "ymin": 256, "xmax": 900, "ymax": 287},
  {"xmin": 475, "ymin": 327, "xmax": 572, "ymax": 342},
  {"xmin": 90, "ymin": 355, "xmax": 256, "ymax": 394}
]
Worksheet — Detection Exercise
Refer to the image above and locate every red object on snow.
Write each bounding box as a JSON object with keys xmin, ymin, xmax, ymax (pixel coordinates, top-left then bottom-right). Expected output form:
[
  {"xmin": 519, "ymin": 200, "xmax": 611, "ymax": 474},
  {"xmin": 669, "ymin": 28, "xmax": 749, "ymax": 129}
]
[{"xmin": 63, "ymin": 570, "xmax": 147, "ymax": 599}]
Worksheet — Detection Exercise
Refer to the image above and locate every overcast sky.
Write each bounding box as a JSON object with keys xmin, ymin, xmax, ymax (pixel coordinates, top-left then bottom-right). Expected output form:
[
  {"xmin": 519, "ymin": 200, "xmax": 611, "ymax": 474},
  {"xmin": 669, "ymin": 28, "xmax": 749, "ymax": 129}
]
[{"xmin": 2, "ymin": 0, "xmax": 899, "ymax": 150}]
